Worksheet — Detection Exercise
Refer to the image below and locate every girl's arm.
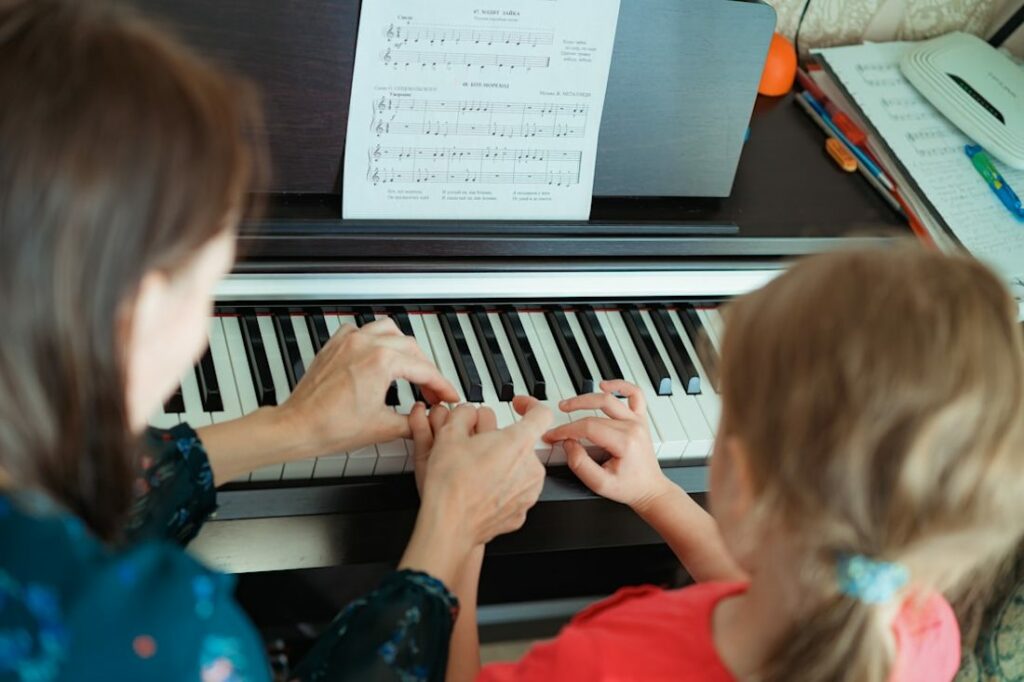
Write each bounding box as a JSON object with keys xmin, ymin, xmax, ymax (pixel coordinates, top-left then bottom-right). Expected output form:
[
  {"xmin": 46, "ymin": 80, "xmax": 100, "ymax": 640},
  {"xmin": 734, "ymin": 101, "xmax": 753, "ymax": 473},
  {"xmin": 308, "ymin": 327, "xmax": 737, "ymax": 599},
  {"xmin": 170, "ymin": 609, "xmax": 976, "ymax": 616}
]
[{"xmin": 540, "ymin": 382, "xmax": 746, "ymax": 583}]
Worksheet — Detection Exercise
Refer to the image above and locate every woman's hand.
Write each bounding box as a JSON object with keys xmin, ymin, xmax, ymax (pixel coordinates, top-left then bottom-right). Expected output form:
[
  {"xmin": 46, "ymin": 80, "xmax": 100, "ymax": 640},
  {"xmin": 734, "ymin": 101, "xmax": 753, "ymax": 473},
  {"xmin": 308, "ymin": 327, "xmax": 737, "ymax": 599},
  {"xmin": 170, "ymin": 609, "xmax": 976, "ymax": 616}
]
[
  {"xmin": 398, "ymin": 401, "xmax": 552, "ymax": 584},
  {"xmin": 542, "ymin": 380, "xmax": 674, "ymax": 513},
  {"xmin": 278, "ymin": 318, "xmax": 459, "ymax": 458}
]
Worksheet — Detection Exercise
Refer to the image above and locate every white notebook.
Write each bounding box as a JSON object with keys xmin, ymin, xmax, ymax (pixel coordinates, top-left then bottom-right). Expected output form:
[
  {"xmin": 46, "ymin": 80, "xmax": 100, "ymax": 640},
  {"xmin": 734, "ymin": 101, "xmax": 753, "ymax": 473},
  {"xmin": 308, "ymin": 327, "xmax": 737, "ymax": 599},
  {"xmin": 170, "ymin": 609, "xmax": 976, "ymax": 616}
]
[{"xmin": 813, "ymin": 42, "xmax": 1024, "ymax": 305}]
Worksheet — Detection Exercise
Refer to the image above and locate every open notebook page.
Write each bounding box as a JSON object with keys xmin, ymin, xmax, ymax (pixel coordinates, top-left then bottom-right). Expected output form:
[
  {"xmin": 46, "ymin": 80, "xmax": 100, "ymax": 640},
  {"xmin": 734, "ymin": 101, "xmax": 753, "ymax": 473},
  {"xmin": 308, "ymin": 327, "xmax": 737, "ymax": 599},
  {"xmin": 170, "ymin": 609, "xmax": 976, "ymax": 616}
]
[{"xmin": 814, "ymin": 42, "xmax": 1024, "ymax": 303}]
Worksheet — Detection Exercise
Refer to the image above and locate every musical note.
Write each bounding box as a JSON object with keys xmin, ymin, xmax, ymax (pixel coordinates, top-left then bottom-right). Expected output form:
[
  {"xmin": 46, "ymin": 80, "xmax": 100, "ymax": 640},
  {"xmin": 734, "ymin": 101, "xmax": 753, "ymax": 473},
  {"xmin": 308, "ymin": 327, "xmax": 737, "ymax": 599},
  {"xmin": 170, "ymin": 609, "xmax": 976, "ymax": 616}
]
[
  {"xmin": 379, "ymin": 49, "xmax": 550, "ymax": 70},
  {"xmin": 383, "ymin": 23, "xmax": 554, "ymax": 48}
]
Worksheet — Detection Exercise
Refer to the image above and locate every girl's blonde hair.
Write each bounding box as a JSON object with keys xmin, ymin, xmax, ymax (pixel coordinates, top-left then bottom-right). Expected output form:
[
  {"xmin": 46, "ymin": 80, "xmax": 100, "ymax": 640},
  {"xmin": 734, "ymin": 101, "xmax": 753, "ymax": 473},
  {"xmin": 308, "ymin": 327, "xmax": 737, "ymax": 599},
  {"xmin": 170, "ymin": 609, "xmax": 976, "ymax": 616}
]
[{"xmin": 718, "ymin": 245, "xmax": 1024, "ymax": 682}]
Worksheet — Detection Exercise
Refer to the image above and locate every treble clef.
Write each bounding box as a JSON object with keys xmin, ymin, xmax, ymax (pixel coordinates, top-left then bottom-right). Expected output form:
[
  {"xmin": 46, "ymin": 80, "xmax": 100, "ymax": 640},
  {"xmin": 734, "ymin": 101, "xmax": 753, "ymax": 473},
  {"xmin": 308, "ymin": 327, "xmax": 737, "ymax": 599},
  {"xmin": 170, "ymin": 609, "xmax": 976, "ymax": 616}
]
[
  {"xmin": 382, "ymin": 48, "xmax": 392, "ymax": 64},
  {"xmin": 370, "ymin": 168, "xmax": 381, "ymax": 185},
  {"xmin": 375, "ymin": 120, "xmax": 386, "ymax": 136},
  {"xmin": 386, "ymin": 23, "xmax": 395, "ymax": 40},
  {"xmin": 373, "ymin": 144, "xmax": 382, "ymax": 160},
  {"xmin": 376, "ymin": 96, "xmax": 387, "ymax": 113}
]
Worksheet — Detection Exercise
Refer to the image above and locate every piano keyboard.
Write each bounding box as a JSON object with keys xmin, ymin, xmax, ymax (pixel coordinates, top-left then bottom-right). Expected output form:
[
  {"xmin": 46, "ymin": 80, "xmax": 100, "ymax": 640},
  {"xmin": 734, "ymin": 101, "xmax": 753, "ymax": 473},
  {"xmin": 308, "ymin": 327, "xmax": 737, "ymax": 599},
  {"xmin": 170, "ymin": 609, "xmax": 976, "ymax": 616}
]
[{"xmin": 150, "ymin": 303, "xmax": 728, "ymax": 482}]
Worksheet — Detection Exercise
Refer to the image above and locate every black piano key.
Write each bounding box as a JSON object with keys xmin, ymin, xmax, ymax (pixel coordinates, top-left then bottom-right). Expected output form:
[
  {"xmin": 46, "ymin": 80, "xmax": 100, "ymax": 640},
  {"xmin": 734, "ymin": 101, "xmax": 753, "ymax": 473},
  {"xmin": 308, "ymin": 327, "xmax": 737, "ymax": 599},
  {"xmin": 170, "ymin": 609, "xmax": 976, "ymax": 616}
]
[
  {"xmin": 163, "ymin": 385, "xmax": 185, "ymax": 414},
  {"xmin": 621, "ymin": 306, "xmax": 672, "ymax": 396},
  {"xmin": 273, "ymin": 313, "xmax": 305, "ymax": 391},
  {"xmin": 470, "ymin": 307, "xmax": 514, "ymax": 401},
  {"xmin": 305, "ymin": 308, "xmax": 332, "ymax": 353},
  {"xmin": 354, "ymin": 308, "xmax": 377, "ymax": 329},
  {"xmin": 651, "ymin": 307, "xmax": 701, "ymax": 395},
  {"xmin": 354, "ymin": 309, "xmax": 400, "ymax": 406},
  {"xmin": 240, "ymin": 311, "xmax": 277, "ymax": 407},
  {"xmin": 545, "ymin": 309, "xmax": 595, "ymax": 395},
  {"xmin": 195, "ymin": 348, "xmax": 224, "ymax": 412},
  {"xmin": 439, "ymin": 308, "xmax": 484, "ymax": 403},
  {"xmin": 678, "ymin": 305, "xmax": 719, "ymax": 392},
  {"xmin": 390, "ymin": 308, "xmax": 424, "ymax": 403},
  {"xmin": 499, "ymin": 309, "xmax": 546, "ymax": 400},
  {"xmin": 577, "ymin": 307, "xmax": 623, "ymax": 382}
]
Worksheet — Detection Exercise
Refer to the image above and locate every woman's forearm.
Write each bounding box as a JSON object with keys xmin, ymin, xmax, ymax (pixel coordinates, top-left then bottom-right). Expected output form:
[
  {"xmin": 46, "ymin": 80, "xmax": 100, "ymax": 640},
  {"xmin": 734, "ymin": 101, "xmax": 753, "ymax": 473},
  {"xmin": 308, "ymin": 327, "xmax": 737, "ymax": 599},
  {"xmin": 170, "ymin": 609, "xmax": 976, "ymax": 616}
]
[
  {"xmin": 196, "ymin": 406, "xmax": 316, "ymax": 485},
  {"xmin": 632, "ymin": 484, "xmax": 746, "ymax": 583},
  {"xmin": 447, "ymin": 545, "xmax": 485, "ymax": 682}
]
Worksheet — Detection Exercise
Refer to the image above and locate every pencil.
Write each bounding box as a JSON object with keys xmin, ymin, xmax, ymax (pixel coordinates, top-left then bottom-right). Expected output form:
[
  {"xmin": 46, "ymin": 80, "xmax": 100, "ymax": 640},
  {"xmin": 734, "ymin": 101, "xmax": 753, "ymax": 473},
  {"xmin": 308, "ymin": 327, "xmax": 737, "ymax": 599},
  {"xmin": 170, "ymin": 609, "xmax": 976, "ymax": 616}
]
[{"xmin": 794, "ymin": 95, "xmax": 903, "ymax": 215}]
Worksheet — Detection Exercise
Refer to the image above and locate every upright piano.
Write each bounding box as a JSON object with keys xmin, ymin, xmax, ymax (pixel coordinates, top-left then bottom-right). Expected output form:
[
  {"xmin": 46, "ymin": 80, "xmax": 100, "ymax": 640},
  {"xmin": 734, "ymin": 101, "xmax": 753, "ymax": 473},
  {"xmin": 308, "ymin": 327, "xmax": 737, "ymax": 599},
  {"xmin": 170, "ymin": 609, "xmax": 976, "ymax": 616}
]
[{"xmin": 133, "ymin": 0, "xmax": 908, "ymax": 654}]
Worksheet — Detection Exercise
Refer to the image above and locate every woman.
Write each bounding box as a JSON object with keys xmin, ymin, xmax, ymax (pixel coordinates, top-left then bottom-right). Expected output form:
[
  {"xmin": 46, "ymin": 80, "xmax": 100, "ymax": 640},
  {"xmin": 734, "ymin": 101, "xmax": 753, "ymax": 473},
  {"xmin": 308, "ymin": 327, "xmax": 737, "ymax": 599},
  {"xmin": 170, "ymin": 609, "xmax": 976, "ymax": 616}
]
[{"xmin": 0, "ymin": 1, "xmax": 550, "ymax": 680}]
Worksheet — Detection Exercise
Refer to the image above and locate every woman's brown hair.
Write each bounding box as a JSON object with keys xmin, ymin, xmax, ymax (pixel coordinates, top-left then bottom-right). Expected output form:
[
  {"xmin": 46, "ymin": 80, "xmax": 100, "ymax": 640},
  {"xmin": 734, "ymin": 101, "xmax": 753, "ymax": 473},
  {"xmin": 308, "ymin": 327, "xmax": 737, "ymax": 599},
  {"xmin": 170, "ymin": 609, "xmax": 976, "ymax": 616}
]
[
  {"xmin": 0, "ymin": 0, "xmax": 266, "ymax": 540},
  {"xmin": 717, "ymin": 245, "xmax": 1024, "ymax": 682}
]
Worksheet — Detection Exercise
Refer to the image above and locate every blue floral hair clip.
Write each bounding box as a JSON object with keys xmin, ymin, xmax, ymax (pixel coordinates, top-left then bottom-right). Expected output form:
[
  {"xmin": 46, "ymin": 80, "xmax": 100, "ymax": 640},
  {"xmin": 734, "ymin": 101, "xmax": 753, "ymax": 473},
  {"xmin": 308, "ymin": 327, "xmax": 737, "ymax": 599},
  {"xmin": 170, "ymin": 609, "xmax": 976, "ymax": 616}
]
[{"xmin": 836, "ymin": 553, "xmax": 909, "ymax": 604}]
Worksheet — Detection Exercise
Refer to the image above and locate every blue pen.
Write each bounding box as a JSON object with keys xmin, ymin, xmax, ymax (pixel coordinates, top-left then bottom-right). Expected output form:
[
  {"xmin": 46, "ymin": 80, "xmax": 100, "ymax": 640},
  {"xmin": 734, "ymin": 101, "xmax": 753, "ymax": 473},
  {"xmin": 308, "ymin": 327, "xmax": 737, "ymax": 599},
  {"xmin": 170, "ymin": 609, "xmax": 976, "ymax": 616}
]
[
  {"xmin": 965, "ymin": 145, "xmax": 1024, "ymax": 220},
  {"xmin": 801, "ymin": 92, "xmax": 895, "ymax": 191}
]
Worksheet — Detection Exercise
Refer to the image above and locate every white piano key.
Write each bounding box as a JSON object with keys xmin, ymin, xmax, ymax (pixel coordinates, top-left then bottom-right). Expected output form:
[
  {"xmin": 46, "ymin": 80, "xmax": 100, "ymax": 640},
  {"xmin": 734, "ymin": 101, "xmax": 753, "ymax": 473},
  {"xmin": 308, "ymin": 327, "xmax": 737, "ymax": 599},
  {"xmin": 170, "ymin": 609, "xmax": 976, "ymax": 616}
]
[
  {"xmin": 221, "ymin": 315, "xmax": 260, "ymax": 482},
  {"xmin": 312, "ymin": 454, "xmax": 348, "ymax": 479},
  {"xmin": 458, "ymin": 313, "xmax": 515, "ymax": 429},
  {"xmin": 207, "ymin": 317, "xmax": 250, "ymax": 483},
  {"xmin": 249, "ymin": 314, "xmax": 289, "ymax": 482},
  {"xmin": 522, "ymin": 312, "xmax": 583, "ymax": 465},
  {"xmin": 208, "ymin": 318, "xmax": 243, "ymax": 424},
  {"xmin": 596, "ymin": 309, "xmax": 665, "ymax": 456},
  {"xmin": 345, "ymin": 445, "xmax": 378, "ymax": 477},
  {"xmin": 488, "ymin": 311, "xmax": 553, "ymax": 461},
  {"xmin": 668, "ymin": 310, "xmax": 722, "ymax": 431},
  {"xmin": 601, "ymin": 310, "xmax": 688, "ymax": 460},
  {"xmin": 401, "ymin": 312, "xmax": 441, "ymax": 472},
  {"xmin": 148, "ymin": 410, "xmax": 180, "ymax": 429},
  {"xmin": 697, "ymin": 307, "xmax": 725, "ymax": 351},
  {"xmin": 280, "ymin": 458, "xmax": 317, "ymax": 480},
  {"xmin": 329, "ymin": 313, "xmax": 379, "ymax": 476},
  {"xmin": 375, "ymin": 412, "xmax": 410, "ymax": 476},
  {"xmin": 640, "ymin": 311, "xmax": 714, "ymax": 458},
  {"xmin": 179, "ymin": 362, "xmax": 213, "ymax": 429},
  {"xmin": 565, "ymin": 311, "xmax": 612, "ymax": 384},
  {"xmin": 291, "ymin": 314, "xmax": 317, "ymax": 373},
  {"xmin": 421, "ymin": 312, "xmax": 467, "ymax": 405},
  {"xmin": 278, "ymin": 315, "xmax": 320, "ymax": 480}
]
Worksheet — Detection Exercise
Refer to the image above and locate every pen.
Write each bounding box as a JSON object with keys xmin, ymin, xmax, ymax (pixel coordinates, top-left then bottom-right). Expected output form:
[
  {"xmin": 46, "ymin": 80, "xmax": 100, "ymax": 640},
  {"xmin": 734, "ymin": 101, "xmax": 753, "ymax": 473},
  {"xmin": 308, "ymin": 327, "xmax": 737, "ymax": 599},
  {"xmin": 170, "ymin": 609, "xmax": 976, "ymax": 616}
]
[
  {"xmin": 801, "ymin": 91, "xmax": 896, "ymax": 192},
  {"xmin": 796, "ymin": 68, "xmax": 868, "ymax": 147},
  {"xmin": 965, "ymin": 144, "xmax": 1024, "ymax": 220},
  {"xmin": 794, "ymin": 95, "xmax": 903, "ymax": 214}
]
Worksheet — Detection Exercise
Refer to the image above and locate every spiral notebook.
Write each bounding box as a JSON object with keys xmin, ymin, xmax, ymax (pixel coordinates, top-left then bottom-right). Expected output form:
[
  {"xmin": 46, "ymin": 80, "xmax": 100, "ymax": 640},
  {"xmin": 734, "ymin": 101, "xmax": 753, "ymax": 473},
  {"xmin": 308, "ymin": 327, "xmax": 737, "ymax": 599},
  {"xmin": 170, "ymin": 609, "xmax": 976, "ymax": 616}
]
[{"xmin": 810, "ymin": 41, "xmax": 1024, "ymax": 314}]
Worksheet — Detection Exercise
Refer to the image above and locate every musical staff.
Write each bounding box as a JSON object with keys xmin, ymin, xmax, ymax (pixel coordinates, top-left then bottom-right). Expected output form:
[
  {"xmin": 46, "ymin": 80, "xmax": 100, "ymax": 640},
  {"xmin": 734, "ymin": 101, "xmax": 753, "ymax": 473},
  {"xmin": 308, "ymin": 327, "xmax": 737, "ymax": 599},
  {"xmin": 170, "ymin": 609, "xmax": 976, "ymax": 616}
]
[
  {"xmin": 381, "ymin": 49, "xmax": 550, "ymax": 70},
  {"xmin": 366, "ymin": 144, "xmax": 582, "ymax": 187},
  {"xmin": 370, "ymin": 97, "xmax": 589, "ymax": 140},
  {"xmin": 368, "ymin": 168, "xmax": 580, "ymax": 186},
  {"xmin": 384, "ymin": 23, "xmax": 554, "ymax": 48},
  {"xmin": 342, "ymin": 0, "xmax": 622, "ymax": 220}
]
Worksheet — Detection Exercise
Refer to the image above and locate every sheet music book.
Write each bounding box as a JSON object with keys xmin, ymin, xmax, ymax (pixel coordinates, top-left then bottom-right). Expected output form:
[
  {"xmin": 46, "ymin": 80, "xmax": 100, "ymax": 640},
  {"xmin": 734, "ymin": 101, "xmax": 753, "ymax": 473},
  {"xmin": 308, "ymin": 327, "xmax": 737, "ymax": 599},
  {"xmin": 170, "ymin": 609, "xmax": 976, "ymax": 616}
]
[
  {"xmin": 342, "ymin": 0, "xmax": 621, "ymax": 220},
  {"xmin": 813, "ymin": 42, "xmax": 1024, "ymax": 303}
]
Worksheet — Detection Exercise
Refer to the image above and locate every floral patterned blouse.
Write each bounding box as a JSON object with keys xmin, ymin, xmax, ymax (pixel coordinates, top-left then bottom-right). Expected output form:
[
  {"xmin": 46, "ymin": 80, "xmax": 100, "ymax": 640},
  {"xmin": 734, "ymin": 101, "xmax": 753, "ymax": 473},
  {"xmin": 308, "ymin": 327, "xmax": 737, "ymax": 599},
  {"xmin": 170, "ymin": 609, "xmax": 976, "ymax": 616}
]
[{"xmin": 0, "ymin": 423, "xmax": 458, "ymax": 682}]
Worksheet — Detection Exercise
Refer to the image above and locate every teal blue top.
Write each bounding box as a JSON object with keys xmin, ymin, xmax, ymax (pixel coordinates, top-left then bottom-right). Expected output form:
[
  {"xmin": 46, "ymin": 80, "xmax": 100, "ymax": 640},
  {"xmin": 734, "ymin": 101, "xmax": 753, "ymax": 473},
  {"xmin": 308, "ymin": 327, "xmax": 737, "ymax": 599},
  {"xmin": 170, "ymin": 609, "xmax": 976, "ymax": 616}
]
[{"xmin": 0, "ymin": 424, "xmax": 457, "ymax": 681}]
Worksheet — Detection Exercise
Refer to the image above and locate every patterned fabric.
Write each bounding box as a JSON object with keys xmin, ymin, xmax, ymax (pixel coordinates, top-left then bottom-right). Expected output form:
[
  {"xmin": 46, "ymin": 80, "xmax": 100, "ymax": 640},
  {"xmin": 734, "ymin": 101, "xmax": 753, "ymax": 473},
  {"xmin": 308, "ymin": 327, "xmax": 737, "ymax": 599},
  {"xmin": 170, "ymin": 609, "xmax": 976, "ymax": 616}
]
[
  {"xmin": 0, "ymin": 424, "xmax": 457, "ymax": 681},
  {"xmin": 766, "ymin": 0, "xmax": 1002, "ymax": 55},
  {"xmin": 955, "ymin": 557, "xmax": 1024, "ymax": 682}
]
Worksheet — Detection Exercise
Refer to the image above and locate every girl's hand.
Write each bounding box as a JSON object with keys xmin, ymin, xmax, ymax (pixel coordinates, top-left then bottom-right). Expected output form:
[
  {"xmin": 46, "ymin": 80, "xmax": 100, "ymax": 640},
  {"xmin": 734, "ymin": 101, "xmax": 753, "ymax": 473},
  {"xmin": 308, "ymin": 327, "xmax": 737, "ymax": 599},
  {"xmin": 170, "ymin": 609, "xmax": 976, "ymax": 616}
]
[
  {"xmin": 278, "ymin": 318, "xmax": 459, "ymax": 458},
  {"xmin": 543, "ymin": 380, "xmax": 674, "ymax": 511}
]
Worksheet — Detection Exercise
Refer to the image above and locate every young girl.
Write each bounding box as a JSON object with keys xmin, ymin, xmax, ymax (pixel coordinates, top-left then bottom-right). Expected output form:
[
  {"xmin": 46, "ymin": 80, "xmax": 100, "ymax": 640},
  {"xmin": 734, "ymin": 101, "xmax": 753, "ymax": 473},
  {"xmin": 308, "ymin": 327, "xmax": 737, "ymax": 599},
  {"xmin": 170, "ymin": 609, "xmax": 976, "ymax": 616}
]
[{"xmin": 419, "ymin": 246, "xmax": 1024, "ymax": 682}]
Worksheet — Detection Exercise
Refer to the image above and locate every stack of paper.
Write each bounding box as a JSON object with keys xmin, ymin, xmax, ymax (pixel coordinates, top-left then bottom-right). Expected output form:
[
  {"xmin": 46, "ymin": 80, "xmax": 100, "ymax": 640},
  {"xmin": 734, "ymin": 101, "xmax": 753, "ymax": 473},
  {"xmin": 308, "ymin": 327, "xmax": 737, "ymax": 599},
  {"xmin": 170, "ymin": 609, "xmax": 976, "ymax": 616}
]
[{"xmin": 811, "ymin": 42, "xmax": 1024, "ymax": 314}]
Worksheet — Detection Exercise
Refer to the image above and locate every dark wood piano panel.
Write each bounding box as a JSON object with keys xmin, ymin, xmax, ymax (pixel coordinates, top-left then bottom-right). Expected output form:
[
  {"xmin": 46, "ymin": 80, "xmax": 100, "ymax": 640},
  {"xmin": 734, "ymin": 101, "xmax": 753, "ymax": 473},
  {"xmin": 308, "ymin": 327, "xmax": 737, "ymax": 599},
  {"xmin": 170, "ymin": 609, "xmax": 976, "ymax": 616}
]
[{"xmin": 128, "ymin": 0, "xmax": 356, "ymax": 194}]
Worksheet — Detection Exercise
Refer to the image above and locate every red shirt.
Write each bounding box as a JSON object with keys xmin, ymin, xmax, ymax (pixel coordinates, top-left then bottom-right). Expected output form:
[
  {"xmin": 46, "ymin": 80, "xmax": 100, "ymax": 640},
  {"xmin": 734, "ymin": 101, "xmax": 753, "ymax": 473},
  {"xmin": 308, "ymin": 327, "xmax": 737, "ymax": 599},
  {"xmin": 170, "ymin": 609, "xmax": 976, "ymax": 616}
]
[{"xmin": 477, "ymin": 582, "xmax": 960, "ymax": 682}]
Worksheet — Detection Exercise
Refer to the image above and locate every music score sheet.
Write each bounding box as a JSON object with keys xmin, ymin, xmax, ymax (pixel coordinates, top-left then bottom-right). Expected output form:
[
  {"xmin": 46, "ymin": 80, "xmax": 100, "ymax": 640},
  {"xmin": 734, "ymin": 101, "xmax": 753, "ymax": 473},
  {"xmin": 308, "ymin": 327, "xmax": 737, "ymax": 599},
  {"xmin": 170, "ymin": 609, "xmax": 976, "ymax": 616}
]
[
  {"xmin": 815, "ymin": 42, "xmax": 1024, "ymax": 304},
  {"xmin": 342, "ymin": 0, "xmax": 621, "ymax": 220}
]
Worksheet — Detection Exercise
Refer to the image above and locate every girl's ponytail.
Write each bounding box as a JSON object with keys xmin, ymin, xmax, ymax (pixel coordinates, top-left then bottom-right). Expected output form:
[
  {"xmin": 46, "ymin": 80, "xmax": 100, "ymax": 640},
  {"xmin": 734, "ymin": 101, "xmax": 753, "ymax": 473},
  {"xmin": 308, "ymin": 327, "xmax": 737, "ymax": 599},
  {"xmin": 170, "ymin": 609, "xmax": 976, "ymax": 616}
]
[{"xmin": 762, "ymin": 555, "xmax": 909, "ymax": 682}]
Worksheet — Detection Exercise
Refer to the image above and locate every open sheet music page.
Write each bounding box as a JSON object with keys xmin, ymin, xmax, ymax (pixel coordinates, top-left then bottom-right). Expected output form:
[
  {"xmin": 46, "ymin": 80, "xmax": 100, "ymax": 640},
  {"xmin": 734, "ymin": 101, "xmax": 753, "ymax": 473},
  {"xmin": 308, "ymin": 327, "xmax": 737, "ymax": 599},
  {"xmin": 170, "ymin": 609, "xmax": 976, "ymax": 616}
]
[
  {"xmin": 814, "ymin": 42, "xmax": 1024, "ymax": 305},
  {"xmin": 342, "ymin": 0, "xmax": 621, "ymax": 220}
]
